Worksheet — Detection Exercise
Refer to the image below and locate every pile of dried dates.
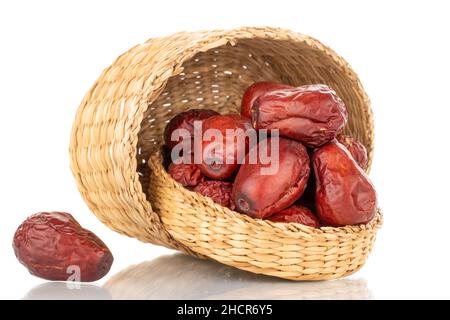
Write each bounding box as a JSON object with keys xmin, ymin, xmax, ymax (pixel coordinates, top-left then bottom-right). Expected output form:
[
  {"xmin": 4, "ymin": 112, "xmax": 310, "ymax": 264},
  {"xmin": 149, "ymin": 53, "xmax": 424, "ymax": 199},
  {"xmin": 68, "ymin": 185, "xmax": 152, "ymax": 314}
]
[{"xmin": 164, "ymin": 82, "xmax": 377, "ymax": 227}]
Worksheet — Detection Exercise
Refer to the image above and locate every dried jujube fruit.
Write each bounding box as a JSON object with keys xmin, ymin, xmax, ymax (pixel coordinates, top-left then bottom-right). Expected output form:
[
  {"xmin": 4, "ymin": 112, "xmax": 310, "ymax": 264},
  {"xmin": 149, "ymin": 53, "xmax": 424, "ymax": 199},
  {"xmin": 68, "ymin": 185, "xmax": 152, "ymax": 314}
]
[
  {"xmin": 168, "ymin": 162, "xmax": 204, "ymax": 187},
  {"xmin": 241, "ymin": 81, "xmax": 292, "ymax": 119},
  {"xmin": 232, "ymin": 137, "xmax": 310, "ymax": 218},
  {"xmin": 164, "ymin": 109, "xmax": 218, "ymax": 151},
  {"xmin": 252, "ymin": 84, "xmax": 348, "ymax": 147},
  {"xmin": 13, "ymin": 212, "xmax": 113, "ymax": 282},
  {"xmin": 197, "ymin": 114, "xmax": 253, "ymax": 180},
  {"xmin": 161, "ymin": 81, "xmax": 378, "ymax": 228},
  {"xmin": 313, "ymin": 141, "xmax": 377, "ymax": 226},
  {"xmin": 267, "ymin": 205, "xmax": 320, "ymax": 227},
  {"xmin": 194, "ymin": 181, "xmax": 235, "ymax": 210},
  {"xmin": 336, "ymin": 134, "xmax": 368, "ymax": 169}
]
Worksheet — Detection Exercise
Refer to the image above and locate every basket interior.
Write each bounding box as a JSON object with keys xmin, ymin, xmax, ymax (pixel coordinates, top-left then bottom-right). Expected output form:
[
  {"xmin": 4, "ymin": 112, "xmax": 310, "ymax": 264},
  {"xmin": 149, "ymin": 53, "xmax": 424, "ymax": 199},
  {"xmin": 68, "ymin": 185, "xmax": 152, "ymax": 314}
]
[{"xmin": 136, "ymin": 38, "xmax": 371, "ymax": 195}]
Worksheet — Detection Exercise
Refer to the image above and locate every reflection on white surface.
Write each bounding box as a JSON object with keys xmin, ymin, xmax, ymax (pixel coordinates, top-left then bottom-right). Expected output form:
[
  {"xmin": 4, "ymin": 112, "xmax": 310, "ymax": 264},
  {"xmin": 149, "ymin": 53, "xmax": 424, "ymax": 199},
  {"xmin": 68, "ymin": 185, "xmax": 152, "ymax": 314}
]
[
  {"xmin": 104, "ymin": 254, "xmax": 372, "ymax": 300},
  {"xmin": 24, "ymin": 282, "xmax": 112, "ymax": 300}
]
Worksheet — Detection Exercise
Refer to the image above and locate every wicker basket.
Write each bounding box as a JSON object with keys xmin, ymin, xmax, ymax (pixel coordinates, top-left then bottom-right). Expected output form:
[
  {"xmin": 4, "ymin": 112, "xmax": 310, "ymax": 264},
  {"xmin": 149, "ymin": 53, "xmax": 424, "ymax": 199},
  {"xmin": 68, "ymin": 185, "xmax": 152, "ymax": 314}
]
[{"xmin": 70, "ymin": 26, "xmax": 382, "ymax": 281}]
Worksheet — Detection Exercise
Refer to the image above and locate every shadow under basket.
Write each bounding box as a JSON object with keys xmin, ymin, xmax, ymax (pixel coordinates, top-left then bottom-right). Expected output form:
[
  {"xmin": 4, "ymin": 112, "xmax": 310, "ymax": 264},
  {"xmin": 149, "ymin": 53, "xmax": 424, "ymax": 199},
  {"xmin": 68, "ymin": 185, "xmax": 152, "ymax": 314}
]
[{"xmin": 70, "ymin": 27, "xmax": 383, "ymax": 281}]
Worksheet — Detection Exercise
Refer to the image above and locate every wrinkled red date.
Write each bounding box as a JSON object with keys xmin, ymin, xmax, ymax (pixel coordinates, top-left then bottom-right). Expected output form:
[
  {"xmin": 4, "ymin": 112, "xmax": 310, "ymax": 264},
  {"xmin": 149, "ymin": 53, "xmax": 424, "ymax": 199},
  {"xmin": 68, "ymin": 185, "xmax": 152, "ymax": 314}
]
[
  {"xmin": 168, "ymin": 162, "xmax": 204, "ymax": 187},
  {"xmin": 232, "ymin": 137, "xmax": 310, "ymax": 218},
  {"xmin": 13, "ymin": 212, "xmax": 113, "ymax": 282},
  {"xmin": 267, "ymin": 205, "xmax": 320, "ymax": 227},
  {"xmin": 197, "ymin": 114, "xmax": 253, "ymax": 180},
  {"xmin": 194, "ymin": 181, "xmax": 235, "ymax": 210},
  {"xmin": 252, "ymin": 84, "xmax": 348, "ymax": 147},
  {"xmin": 164, "ymin": 109, "xmax": 218, "ymax": 150},
  {"xmin": 241, "ymin": 81, "xmax": 292, "ymax": 119},
  {"xmin": 336, "ymin": 134, "xmax": 368, "ymax": 169},
  {"xmin": 313, "ymin": 141, "xmax": 377, "ymax": 226}
]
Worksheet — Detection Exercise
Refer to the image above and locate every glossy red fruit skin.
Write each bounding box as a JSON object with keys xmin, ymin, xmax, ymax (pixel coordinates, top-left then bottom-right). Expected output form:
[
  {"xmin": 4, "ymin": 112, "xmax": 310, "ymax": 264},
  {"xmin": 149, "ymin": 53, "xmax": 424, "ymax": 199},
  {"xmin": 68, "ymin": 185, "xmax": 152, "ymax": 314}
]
[
  {"xmin": 164, "ymin": 109, "xmax": 218, "ymax": 150},
  {"xmin": 13, "ymin": 212, "xmax": 114, "ymax": 282},
  {"xmin": 313, "ymin": 141, "xmax": 377, "ymax": 226},
  {"xmin": 194, "ymin": 181, "xmax": 235, "ymax": 210},
  {"xmin": 253, "ymin": 84, "xmax": 348, "ymax": 147},
  {"xmin": 232, "ymin": 137, "xmax": 310, "ymax": 218},
  {"xmin": 336, "ymin": 134, "xmax": 368, "ymax": 169},
  {"xmin": 168, "ymin": 162, "xmax": 204, "ymax": 187},
  {"xmin": 241, "ymin": 82, "xmax": 292, "ymax": 119},
  {"xmin": 197, "ymin": 114, "xmax": 253, "ymax": 180},
  {"xmin": 267, "ymin": 205, "xmax": 320, "ymax": 227}
]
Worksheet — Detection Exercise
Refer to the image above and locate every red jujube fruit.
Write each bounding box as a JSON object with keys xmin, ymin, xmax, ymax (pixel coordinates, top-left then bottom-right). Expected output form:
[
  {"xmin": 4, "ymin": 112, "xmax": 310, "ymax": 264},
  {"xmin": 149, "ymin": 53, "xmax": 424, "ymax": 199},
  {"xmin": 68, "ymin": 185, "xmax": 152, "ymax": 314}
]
[
  {"xmin": 168, "ymin": 162, "xmax": 204, "ymax": 187},
  {"xmin": 252, "ymin": 84, "xmax": 348, "ymax": 147},
  {"xmin": 336, "ymin": 134, "xmax": 368, "ymax": 169},
  {"xmin": 267, "ymin": 205, "xmax": 320, "ymax": 227},
  {"xmin": 194, "ymin": 180, "xmax": 235, "ymax": 210},
  {"xmin": 164, "ymin": 109, "xmax": 218, "ymax": 150},
  {"xmin": 13, "ymin": 212, "xmax": 114, "ymax": 282},
  {"xmin": 197, "ymin": 114, "xmax": 253, "ymax": 180},
  {"xmin": 313, "ymin": 141, "xmax": 377, "ymax": 226},
  {"xmin": 241, "ymin": 81, "xmax": 292, "ymax": 119},
  {"xmin": 232, "ymin": 137, "xmax": 310, "ymax": 218}
]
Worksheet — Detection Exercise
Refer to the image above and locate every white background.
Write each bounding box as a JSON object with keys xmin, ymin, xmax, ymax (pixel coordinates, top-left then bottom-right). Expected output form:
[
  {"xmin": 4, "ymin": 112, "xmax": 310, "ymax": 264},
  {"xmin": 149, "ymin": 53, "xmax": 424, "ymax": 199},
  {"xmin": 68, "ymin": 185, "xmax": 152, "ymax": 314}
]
[{"xmin": 1, "ymin": 0, "xmax": 449, "ymax": 300}]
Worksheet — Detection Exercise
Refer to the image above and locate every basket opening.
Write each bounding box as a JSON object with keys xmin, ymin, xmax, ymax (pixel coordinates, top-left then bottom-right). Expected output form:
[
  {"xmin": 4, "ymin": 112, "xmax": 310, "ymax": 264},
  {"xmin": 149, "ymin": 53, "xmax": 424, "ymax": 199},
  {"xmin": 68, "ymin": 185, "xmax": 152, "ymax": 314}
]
[{"xmin": 136, "ymin": 37, "xmax": 372, "ymax": 196}]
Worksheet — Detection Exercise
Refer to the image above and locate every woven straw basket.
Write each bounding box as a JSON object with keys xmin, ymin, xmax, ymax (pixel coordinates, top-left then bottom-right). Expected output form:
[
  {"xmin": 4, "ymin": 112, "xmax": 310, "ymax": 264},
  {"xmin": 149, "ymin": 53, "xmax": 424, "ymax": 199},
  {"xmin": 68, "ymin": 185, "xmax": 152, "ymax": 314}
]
[{"xmin": 70, "ymin": 26, "xmax": 382, "ymax": 281}]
